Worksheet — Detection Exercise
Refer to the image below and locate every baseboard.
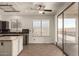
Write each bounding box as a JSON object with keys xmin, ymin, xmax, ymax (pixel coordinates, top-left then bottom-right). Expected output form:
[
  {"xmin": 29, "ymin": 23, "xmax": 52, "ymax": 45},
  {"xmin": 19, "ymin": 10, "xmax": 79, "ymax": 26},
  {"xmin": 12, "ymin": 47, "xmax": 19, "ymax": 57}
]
[{"xmin": 28, "ymin": 43, "xmax": 54, "ymax": 45}]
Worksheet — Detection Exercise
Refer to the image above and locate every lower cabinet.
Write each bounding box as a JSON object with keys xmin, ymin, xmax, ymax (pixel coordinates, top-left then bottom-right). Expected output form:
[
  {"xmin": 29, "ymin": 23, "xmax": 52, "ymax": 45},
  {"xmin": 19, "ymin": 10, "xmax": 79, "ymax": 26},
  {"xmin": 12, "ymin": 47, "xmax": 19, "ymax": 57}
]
[
  {"xmin": 17, "ymin": 36, "xmax": 23, "ymax": 54},
  {"xmin": 0, "ymin": 36, "xmax": 23, "ymax": 56},
  {"xmin": 0, "ymin": 40, "xmax": 12, "ymax": 56}
]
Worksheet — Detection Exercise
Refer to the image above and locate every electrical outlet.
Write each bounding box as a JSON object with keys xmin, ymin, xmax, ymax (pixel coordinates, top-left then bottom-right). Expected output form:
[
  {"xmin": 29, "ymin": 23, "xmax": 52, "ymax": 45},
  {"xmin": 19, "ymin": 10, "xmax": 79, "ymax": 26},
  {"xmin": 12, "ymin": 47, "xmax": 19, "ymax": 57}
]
[{"xmin": 33, "ymin": 39, "xmax": 35, "ymax": 40}]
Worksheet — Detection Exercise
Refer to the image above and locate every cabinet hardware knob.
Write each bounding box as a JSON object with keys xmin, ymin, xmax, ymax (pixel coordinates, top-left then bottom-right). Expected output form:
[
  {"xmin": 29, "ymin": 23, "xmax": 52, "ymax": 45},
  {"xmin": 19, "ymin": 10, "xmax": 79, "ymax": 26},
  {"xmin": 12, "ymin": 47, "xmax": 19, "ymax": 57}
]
[{"xmin": 1, "ymin": 42, "xmax": 3, "ymax": 46}]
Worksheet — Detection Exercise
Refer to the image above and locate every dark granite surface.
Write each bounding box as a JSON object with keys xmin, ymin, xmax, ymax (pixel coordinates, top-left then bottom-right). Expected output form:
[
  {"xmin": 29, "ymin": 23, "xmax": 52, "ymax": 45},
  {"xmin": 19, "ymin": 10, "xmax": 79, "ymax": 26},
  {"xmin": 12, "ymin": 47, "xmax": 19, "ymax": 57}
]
[
  {"xmin": 0, "ymin": 32, "xmax": 28, "ymax": 36},
  {"xmin": 0, "ymin": 29, "xmax": 29, "ymax": 36}
]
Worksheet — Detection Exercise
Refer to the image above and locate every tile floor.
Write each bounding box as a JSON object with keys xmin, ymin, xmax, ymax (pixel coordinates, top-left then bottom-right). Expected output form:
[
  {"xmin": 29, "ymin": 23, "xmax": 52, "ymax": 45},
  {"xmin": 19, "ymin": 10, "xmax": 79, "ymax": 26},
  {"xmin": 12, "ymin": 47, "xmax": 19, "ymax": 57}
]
[{"xmin": 19, "ymin": 44, "xmax": 65, "ymax": 56}]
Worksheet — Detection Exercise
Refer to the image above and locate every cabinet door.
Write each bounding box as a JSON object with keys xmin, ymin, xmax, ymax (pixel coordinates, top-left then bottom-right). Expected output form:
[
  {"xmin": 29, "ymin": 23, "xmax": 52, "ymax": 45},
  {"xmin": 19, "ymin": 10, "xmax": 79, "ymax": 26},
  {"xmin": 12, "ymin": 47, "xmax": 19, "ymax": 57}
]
[
  {"xmin": 12, "ymin": 36, "xmax": 19, "ymax": 56},
  {"xmin": 0, "ymin": 41, "xmax": 5, "ymax": 56},
  {"xmin": 0, "ymin": 41, "xmax": 12, "ymax": 56},
  {"xmin": 12, "ymin": 36, "xmax": 23, "ymax": 56},
  {"xmin": 3, "ymin": 41, "xmax": 12, "ymax": 56}
]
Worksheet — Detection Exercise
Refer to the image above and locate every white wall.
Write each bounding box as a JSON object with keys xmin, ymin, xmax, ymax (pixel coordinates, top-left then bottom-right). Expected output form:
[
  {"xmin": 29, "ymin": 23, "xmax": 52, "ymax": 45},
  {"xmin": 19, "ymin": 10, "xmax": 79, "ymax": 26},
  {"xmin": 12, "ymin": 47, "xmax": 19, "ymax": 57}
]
[{"xmin": 0, "ymin": 14, "xmax": 55, "ymax": 43}]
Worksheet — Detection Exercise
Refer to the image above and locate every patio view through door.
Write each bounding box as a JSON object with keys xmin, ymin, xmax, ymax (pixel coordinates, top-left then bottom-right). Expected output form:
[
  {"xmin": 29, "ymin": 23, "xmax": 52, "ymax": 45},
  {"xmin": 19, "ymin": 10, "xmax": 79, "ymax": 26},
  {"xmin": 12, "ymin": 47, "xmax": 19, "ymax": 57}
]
[{"xmin": 57, "ymin": 3, "xmax": 78, "ymax": 56}]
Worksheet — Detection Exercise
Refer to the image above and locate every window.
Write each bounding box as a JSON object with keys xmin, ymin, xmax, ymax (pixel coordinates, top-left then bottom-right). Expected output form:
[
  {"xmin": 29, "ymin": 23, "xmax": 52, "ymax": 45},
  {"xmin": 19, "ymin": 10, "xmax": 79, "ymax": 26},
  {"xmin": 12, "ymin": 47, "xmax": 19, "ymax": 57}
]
[
  {"xmin": 33, "ymin": 20, "xmax": 41, "ymax": 36},
  {"xmin": 33, "ymin": 20, "xmax": 49, "ymax": 36},
  {"xmin": 42, "ymin": 20, "xmax": 49, "ymax": 36}
]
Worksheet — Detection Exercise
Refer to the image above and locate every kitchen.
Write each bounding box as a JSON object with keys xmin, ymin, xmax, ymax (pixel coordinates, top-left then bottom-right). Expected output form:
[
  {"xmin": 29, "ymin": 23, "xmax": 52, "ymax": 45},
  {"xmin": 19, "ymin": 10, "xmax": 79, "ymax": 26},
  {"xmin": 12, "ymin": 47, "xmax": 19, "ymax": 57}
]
[
  {"xmin": 0, "ymin": 20, "xmax": 29, "ymax": 56},
  {"xmin": 0, "ymin": 2, "xmax": 56, "ymax": 56},
  {"xmin": 0, "ymin": 2, "xmax": 78, "ymax": 56}
]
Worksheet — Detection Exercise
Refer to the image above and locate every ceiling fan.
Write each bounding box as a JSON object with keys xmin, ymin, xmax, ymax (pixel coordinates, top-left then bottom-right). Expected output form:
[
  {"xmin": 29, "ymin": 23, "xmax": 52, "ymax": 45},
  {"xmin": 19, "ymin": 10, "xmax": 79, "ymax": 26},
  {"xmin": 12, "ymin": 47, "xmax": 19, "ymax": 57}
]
[{"xmin": 31, "ymin": 4, "xmax": 52, "ymax": 14}]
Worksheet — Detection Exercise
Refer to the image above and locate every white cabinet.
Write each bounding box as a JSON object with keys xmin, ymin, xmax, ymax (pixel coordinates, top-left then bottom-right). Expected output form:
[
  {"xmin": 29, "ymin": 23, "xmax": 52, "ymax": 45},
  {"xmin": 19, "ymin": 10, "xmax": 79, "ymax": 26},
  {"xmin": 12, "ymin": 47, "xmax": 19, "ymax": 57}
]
[
  {"xmin": 12, "ymin": 37, "xmax": 19, "ymax": 56},
  {"xmin": 18, "ymin": 36, "xmax": 23, "ymax": 53},
  {"xmin": 0, "ymin": 36, "xmax": 23, "ymax": 56},
  {"xmin": 15, "ymin": 36, "xmax": 23, "ymax": 55},
  {"xmin": 0, "ymin": 40, "xmax": 12, "ymax": 56}
]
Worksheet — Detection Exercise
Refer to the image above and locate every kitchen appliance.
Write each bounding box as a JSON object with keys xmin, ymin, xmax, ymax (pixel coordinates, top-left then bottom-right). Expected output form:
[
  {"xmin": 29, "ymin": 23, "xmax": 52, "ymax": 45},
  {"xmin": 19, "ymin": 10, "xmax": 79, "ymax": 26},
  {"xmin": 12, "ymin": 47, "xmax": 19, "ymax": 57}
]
[
  {"xmin": 22, "ymin": 29, "xmax": 29, "ymax": 45},
  {"xmin": 0, "ymin": 21, "xmax": 9, "ymax": 33}
]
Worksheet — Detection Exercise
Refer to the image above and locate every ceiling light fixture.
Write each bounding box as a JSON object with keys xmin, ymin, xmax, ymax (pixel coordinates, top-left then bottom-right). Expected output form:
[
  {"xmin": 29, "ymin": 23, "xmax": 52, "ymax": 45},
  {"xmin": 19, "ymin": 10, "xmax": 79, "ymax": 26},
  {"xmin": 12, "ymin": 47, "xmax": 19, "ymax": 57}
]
[{"xmin": 39, "ymin": 10, "xmax": 45, "ymax": 14}]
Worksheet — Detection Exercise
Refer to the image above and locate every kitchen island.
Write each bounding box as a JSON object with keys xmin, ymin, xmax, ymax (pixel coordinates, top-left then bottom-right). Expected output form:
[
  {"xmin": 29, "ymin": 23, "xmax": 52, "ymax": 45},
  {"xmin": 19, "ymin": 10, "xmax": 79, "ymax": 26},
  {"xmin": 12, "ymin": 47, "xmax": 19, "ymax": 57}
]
[{"xmin": 0, "ymin": 32, "xmax": 24, "ymax": 56}]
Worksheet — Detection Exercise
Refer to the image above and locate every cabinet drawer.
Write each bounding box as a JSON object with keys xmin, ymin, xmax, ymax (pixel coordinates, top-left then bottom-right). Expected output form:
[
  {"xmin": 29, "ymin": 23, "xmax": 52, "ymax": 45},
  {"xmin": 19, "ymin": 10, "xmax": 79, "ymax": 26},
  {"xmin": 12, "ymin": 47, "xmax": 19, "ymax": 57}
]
[{"xmin": 0, "ymin": 41, "xmax": 5, "ymax": 52}]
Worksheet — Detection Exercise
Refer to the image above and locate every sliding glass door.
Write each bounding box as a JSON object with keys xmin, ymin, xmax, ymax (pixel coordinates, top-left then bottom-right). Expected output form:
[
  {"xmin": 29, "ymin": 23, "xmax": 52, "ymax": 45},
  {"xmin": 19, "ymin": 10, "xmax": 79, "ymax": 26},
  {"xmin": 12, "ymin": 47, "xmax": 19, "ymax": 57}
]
[
  {"xmin": 57, "ymin": 3, "xmax": 78, "ymax": 56},
  {"xmin": 57, "ymin": 14, "xmax": 63, "ymax": 49},
  {"xmin": 64, "ymin": 3, "xmax": 78, "ymax": 56}
]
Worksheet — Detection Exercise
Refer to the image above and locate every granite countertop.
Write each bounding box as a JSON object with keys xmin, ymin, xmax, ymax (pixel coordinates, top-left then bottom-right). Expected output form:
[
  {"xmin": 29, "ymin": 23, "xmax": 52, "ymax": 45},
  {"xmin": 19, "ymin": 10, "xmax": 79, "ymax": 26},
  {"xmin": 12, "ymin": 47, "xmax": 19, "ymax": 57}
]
[
  {"xmin": 0, "ymin": 36, "xmax": 19, "ymax": 40},
  {"xmin": 0, "ymin": 32, "xmax": 29, "ymax": 36},
  {"xmin": 0, "ymin": 32, "xmax": 28, "ymax": 40}
]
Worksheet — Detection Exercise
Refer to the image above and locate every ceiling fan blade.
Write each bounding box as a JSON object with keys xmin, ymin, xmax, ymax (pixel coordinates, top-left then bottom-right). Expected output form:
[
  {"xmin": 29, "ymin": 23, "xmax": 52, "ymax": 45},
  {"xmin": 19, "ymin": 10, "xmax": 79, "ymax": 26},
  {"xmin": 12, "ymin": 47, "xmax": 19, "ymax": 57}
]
[
  {"xmin": 4, "ymin": 11, "xmax": 20, "ymax": 12},
  {"xmin": 0, "ymin": 5, "xmax": 12, "ymax": 6},
  {"xmin": 44, "ymin": 9, "xmax": 52, "ymax": 12}
]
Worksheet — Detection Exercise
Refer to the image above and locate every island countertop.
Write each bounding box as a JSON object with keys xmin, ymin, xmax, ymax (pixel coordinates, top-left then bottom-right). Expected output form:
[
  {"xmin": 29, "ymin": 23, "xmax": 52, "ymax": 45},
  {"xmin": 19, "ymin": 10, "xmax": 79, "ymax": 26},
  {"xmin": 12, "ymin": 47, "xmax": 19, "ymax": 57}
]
[
  {"xmin": 0, "ymin": 36, "xmax": 19, "ymax": 40},
  {"xmin": 0, "ymin": 34, "xmax": 23, "ymax": 56}
]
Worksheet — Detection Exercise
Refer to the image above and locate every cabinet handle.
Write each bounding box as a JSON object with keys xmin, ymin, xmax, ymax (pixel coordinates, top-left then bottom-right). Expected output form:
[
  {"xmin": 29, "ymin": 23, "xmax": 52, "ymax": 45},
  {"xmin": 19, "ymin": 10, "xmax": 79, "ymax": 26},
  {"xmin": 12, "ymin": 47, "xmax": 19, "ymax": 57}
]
[{"xmin": 1, "ymin": 42, "xmax": 3, "ymax": 46}]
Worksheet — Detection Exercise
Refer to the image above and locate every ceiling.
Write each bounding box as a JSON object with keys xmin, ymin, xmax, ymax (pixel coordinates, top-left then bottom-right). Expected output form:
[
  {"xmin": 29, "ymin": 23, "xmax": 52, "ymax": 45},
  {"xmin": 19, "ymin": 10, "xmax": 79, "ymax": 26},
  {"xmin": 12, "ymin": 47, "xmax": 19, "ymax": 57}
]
[{"xmin": 0, "ymin": 2, "xmax": 68, "ymax": 15}]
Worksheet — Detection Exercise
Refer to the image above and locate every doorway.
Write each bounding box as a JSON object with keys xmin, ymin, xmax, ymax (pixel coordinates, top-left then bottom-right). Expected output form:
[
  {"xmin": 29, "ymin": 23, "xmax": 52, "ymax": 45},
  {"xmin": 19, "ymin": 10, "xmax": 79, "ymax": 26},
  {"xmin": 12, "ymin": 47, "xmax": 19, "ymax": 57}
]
[{"xmin": 57, "ymin": 2, "xmax": 78, "ymax": 56}]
